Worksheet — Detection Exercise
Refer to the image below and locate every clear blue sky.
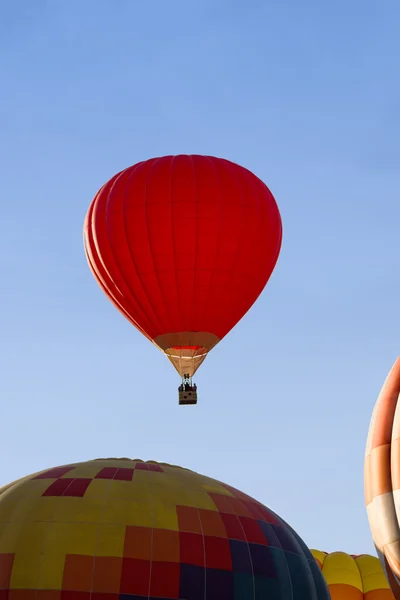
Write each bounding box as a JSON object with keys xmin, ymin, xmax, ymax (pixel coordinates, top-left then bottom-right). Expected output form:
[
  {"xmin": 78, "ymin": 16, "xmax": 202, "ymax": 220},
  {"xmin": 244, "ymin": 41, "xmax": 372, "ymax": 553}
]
[{"xmin": 1, "ymin": 0, "xmax": 399, "ymax": 556}]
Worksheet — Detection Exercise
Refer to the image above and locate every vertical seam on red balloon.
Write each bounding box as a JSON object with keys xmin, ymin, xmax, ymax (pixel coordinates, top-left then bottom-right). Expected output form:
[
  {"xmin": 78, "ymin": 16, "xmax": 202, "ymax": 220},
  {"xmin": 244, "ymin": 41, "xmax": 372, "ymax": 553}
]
[
  {"xmin": 233, "ymin": 169, "xmax": 275, "ymax": 336},
  {"xmin": 260, "ymin": 178, "xmax": 282, "ymax": 279},
  {"xmin": 143, "ymin": 157, "xmax": 173, "ymax": 333},
  {"xmin": 169, "ymin": 155, "xmax": 182, "ymax": 336},
  {"xmin": 189, "ymin": 155, "xmax": 199, "ymax": 342},
  {"xmin": 194, "ymin": 156, "xmax": 224, "ymax": 334},
  {"xmin": 119, "ymin": 162, "xmax": 165, "ymax": 334},
  {"xmin": 122, "ymin": 162, "xmax": 165, "ymax": 332},
  {"xmin": 220, "ymin": 159, "xmax": 249, "ymax": 337},
  {"xmin": 87, "ymin": 184, "xmax": 154, "ymax": 340},
  {"xmin": 244, "ymin": 166, "xmax": 262, "ymax": 280},
  {"xmin": 98, "ymin": 169, "xmax": 160, "ymax": 335},
  {"xmin": 236, "ymin": 167, "xmax": 264, "ymax": 320},
  {"xmin": 87, "ymin": 184, "xmax": 130, "ymax": 309}
]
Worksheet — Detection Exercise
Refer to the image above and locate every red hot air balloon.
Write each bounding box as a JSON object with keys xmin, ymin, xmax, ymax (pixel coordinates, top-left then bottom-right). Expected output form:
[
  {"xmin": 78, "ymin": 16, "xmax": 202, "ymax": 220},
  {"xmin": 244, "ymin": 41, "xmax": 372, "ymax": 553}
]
[{"xmin": 84, "ymin": 155, "xmax": 282, "ymax": 404}]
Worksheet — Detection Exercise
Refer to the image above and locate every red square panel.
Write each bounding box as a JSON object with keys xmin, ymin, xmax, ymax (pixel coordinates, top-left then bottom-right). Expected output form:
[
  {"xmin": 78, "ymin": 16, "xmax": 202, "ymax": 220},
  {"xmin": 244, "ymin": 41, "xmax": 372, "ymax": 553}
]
[
  {"xmin": 36, "ymin": 592, "xmax": 61, "ymax": 600},
  {"xmin": 198, "ymin": 509, "xmax": 227, "ymax": 538},
  {"xmin": 134, "ymin": 463, "xmax": 149, "ymax": 470},
  {"xmin": 152, "ymin": 529, "xmax": 179, "ymax": 562},
  {"xmin": 9, "ymin": 592, "xmax": 36, "ymax": 600},
  {"xmin": 92, "ymin": 557, "xmax": 122, "ymax": 593},
  {"xmin": 179, "ymin": 532, "xmax": 204, "ymax": 567},
  {"xmin": 244, "ymin": 501, "xmax": 279, "ymax": 523},
  {"xmin": 220, "ymin": 513, "xmax": 246, "ymax": 541},
  {"xmin": 95, "ymin": 468, "xmax": 118, "ymax": 480},
  {"xmin": 221, "ymin": 483, "xmax": 251, "ymax": 502},
  {"xmin": 204, "ymin": 536, "xmax": 232, "ymax": 570},
  {"xmin": 124, "ymin": 526, "xmax": 152, "ymax": 560},
  {"xmin": 66, "ymin": 479, "xmax": 92, "ymax": 497},
  {"xmin": 43, "ymin": 478, "xmax": 91, "ymax": 497},
  {"xmin": 0, "ymin": 554, "xmax": 14, "ymax": 588},
  {"xmin": 258, "ymin": 506, "xmax": 280, "ymax": 524},
  {"xmin": 227, "ymin": 498, "xmax": 253, "ymax": 518},
  {"xmin": 63, "ymin": 554, "xmax": 94, "ymax": 591},
  {"xmin": 148, "ymin": 463, "xmax": 163, "ymax": 472},
  {"xmin": 208, "ymin": 493, "xmax": 236, "ymax": 515},
  {"xmin": 114, "ymin": 468, "xmax": 134, "ymax": 481},
  {"xmin": 0, "ymin": 591, "xmax": 8, "ymax": 600},
  {"xmin": 244, "ymin": 502, "xmax": 267, "ymax": 521},
  {"xmin": 61, "ymin": 593, "xmax": 90, "ymax": 600},
  {"xmin": 120, "ymin": 558, "xmax": 150, "ymax": 596},
  {"xmin": 239, "ymin": 517, "xmax": 267, "ymax": 545},
  {"xmin": 91, "ymin": 594, "xmax": 118, "ymax": 600},
  {"xmin": 150, "ymin": 562, "xmax": 180, "ymax": 598},
  {"xmin": 176, "ymin": 506, "xmax": 202, "ymax": 534},
  {"xmin": 35, "ymin": 466, "xmax": 74, "ymax": 479},
  {"xmin": 43, "ymin": 479, "xmax": 72, "ymax": 497}
]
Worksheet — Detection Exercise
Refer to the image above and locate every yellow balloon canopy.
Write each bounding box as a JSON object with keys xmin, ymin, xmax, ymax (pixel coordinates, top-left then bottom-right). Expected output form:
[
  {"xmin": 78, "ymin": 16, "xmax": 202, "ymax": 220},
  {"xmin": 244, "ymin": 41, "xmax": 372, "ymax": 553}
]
[{"xmin": 311, "ymin": 550, "xmax": 393, "ymax": 600}]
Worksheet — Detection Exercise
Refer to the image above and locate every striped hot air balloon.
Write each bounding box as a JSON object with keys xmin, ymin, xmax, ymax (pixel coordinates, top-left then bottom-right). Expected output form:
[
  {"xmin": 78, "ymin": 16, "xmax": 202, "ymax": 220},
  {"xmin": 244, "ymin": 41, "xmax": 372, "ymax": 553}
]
[
  {"xmin": 365, "ymin": 357, "xmax": 400, "ymax": 598},
  {"xmin": 311, "ymin": 550, "xmax": 393, "ymax": 600}
]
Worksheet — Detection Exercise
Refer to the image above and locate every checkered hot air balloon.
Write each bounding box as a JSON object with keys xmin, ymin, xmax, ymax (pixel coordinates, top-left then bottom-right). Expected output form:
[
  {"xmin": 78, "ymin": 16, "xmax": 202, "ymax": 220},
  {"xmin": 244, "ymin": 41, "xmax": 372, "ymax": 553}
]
[
  {"xmin": 365, "ymin": 357, "xmax": 400, "ymax": 598},
  {"xmin": 0, "ymin": 458, "xmax": 328, "ymax": 600},
  {"xmin": 311, "ymin": 549, "xmax": 394, "ymax": 600},
  {"xmin": 83, "ymin": 155, "xmax": 282, "ymax": 404}
]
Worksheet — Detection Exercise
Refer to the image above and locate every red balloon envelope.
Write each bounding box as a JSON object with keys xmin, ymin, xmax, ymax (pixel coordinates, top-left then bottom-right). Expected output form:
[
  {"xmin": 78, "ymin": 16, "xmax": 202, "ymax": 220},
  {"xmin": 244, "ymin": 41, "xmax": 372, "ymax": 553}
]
[{"xmin": 84, "ymin": 155, "xmax": 282, "ymax": 390}]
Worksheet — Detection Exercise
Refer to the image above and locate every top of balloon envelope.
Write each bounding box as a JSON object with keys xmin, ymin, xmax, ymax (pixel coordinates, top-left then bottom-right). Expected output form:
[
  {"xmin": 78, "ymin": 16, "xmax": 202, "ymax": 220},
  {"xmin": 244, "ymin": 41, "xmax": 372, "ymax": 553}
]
[
  {"xmin": 84, "ymin": 155, "xmax": 282, "ymax": 404},
  {"xmin": 311, "ymin": 550, "xmax": 393, "ymax": 600},
  {"xmin": 0, "ymin": 457, "xmax": 328, "ymax": 600}
]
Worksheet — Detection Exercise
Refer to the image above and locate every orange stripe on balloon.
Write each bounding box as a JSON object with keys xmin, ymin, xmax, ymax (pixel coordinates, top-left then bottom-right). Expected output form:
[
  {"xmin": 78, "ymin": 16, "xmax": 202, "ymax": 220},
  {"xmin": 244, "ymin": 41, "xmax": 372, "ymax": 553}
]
[
  {"xmin": 370, "ymin": 445, "xmax": 392, "ymax": 497},
  {"xmin": 391, "ymin": 438, "xmax": 400, "ymax": 491},
  {"xmin": 365, "ymin": 454, "xmax": 373, "ymax": 505},
  {"xmin": 314, "ymin": 557, "xmax": 323, "ymax": 569},
  {"xmin": 366, "ymin": 590, "xmax": 396, "ymax": 600},
  {"xmin": 329, "ymin": 583, "xmax": 363, "ymax": 600},
  {"xmin": 371, "ymin": 358, "xmax": 400, "ymax": 450},
  {"xmin": 385, "ymin": 546, "xmax": 400, "ymax": 580},
  {"xmin": 384, "ymin": 554, "xmax": 400, "ymax": 599}
]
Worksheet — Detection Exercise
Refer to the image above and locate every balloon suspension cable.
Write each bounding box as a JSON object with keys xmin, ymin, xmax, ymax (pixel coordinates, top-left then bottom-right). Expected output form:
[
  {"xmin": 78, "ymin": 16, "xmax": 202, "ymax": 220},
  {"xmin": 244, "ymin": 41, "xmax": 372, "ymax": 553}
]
[{"xmin": 182, "ymin": 373, "xmax": 193, "ymax": 387}]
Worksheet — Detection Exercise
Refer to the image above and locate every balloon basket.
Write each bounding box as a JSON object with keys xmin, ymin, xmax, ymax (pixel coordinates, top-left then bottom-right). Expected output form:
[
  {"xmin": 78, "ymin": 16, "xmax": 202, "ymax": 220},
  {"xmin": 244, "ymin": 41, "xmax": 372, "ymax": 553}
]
[{"xmin": 178, "ymin": 388, "xmax": 198, "ymax": 405}]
